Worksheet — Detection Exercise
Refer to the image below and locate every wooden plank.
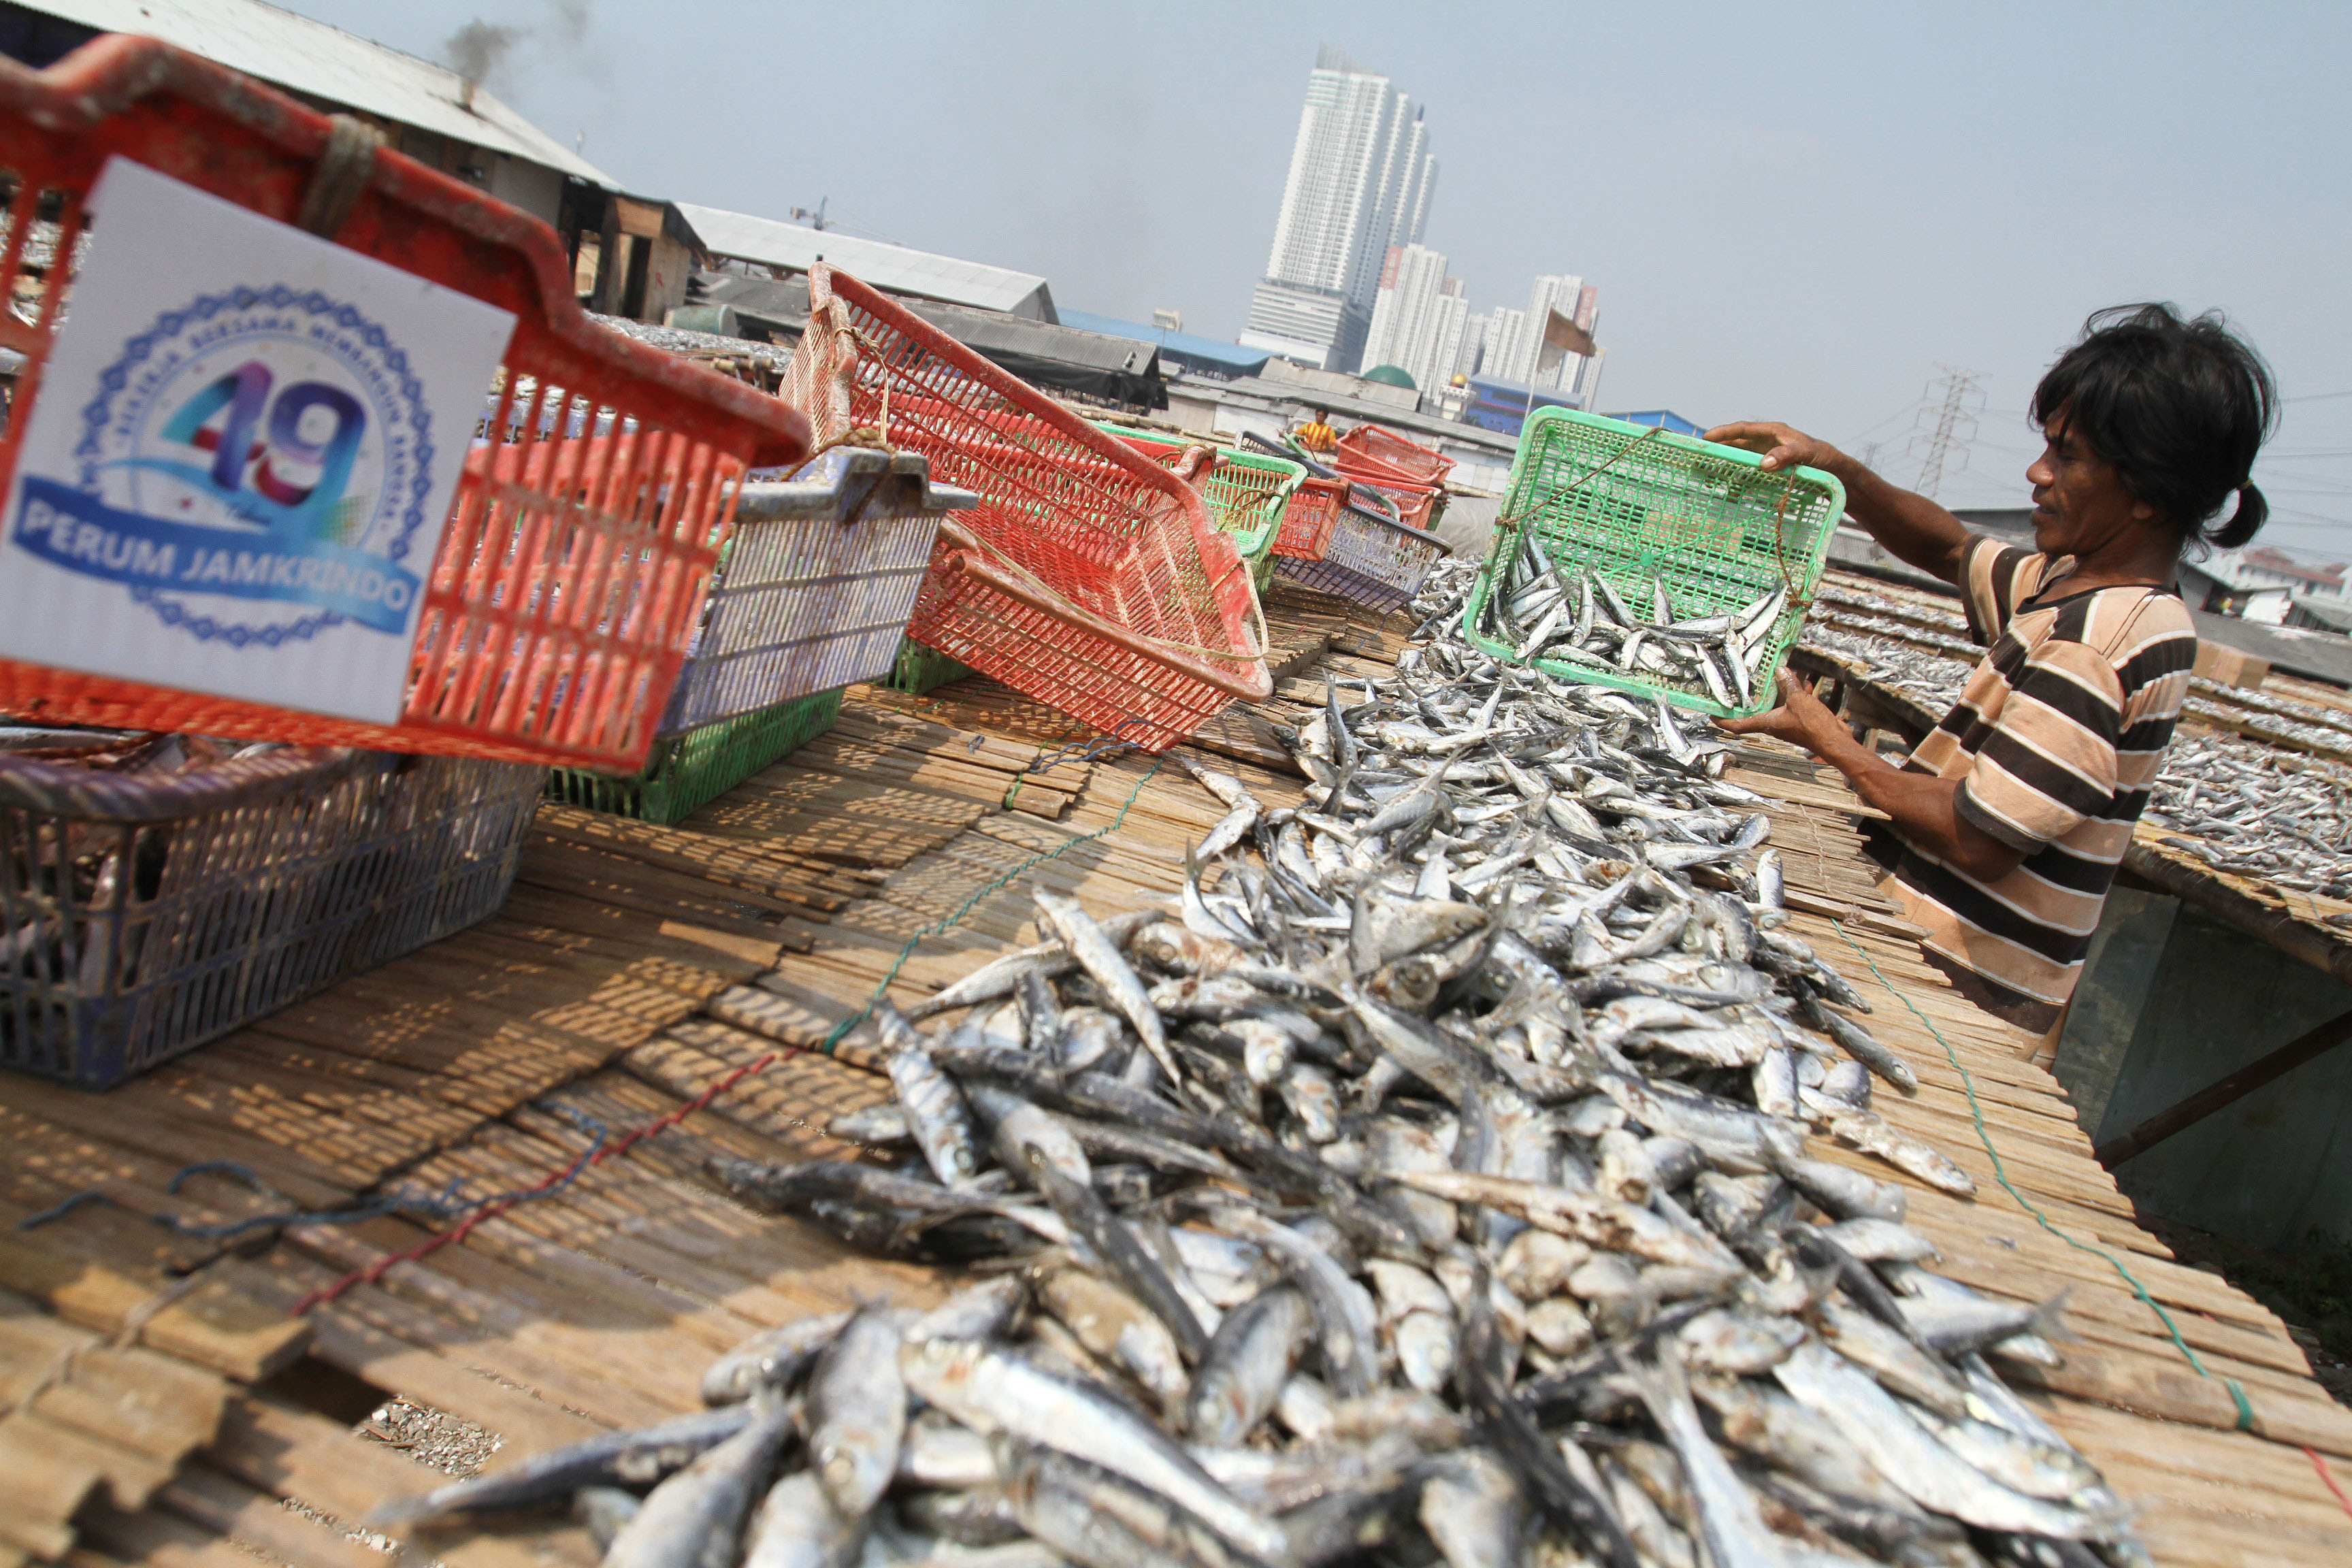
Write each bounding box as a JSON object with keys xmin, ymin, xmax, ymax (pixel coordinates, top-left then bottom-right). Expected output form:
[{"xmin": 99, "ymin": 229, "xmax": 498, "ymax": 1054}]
[
  {"xmin": 204, "ymin": 1393, "xmax": 439, "ymax": 1533},
  {"xmin": 298, "ymin": 1303, "xmax": 613, "ymax": 1453},
  {"xmin": 532, "ymin": 806, "xmax": 860, "ymax": 910},
  {"xmin": 0, "ymin": 1229, "xmax": 308, "ymax": 1383},
  {"xmin": 150, "ymin": 1465, "xmax": 389, "ymax": 1568}
]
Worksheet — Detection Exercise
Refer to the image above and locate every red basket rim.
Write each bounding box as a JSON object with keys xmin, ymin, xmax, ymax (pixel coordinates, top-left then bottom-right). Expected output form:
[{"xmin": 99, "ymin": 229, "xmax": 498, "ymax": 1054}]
[
  {"xmin": 0, "ymin": 34, "xmax": 809, "ymax": 468},
  {"xmin": 809, "ymin": 265, "xmax": 1266, "ymax": 679},
  {"xmin": 1337, "ymin": 423, "xmax": 1454, "ymax": 480}
]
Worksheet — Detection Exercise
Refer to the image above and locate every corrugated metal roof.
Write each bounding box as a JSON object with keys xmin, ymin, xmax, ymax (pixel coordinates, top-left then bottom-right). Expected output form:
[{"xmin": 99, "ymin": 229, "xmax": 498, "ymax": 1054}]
[
  {"xmin": 1058, "ymin": 310, "xmax": 1270, "ymax": 375},
  {"xmin": 676, "ymin": 203, "xmax": 1054, "ymax": 321},
  {"xmin": 24, "ymin": 0, "xmax": 612, "ymax": 184}
]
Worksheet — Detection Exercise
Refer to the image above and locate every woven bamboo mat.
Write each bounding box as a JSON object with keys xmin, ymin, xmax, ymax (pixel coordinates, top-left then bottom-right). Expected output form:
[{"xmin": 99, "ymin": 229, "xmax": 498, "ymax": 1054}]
[{"xmin": 5, "ymin": 587, "xmax": 2349, "ymax": 1567}]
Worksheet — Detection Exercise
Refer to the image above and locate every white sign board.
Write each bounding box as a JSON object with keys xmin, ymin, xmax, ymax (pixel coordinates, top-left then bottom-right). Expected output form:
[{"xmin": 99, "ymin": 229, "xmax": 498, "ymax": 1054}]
[{"xmin": 0, "ymin": 157, "xmax": 516, "ymax": 724}]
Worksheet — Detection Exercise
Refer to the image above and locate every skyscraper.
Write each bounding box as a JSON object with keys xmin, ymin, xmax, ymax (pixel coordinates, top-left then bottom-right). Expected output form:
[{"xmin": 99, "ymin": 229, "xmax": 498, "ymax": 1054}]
[
  {"xmin": 1361, "ymin": 243, "xmax": 1466, "ymax": 395},
  {"xmin": 1452, "ymin": 311, "xmax": 1490, "ymax": 382},
  {"xmin": 1479, "ymin": 275, "xmax": 1601, "ymax": 406},
  {"xmin": 1241, "ymin": 48, "xmax": 1438, "ymax": 374},
  {"xmin": 1482, "ymin": 306, "xmax": 1529, "ymax": 388}
]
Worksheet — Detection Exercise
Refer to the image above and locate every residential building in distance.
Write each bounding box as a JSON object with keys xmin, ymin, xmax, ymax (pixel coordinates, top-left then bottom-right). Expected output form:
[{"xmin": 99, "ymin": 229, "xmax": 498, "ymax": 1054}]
[
  {"xmin": 1452, "ymin": 310, "xmax": 1491, "ymax": 381},
  {"xmin": 1360, "ymin": 243, "xmax": 1467, "ymax": 395},
  {"xmin": 1488, "ymin": 274, "xmax": 1599, "ymax": 393},
  {"xmin": 0, "ymin": 0, "xmax": 730, "ymax": 325},
  {"xmin": 679, "ymin": 203, "xmax": 1058, "ymax": 321},
  {"xmin": 1241, "ymin": 47, "xmax": 1437, "ymax": 373},
  {"xmin": 0, "ymin": 0, "xmax": 609, "ymax": 225},
  {"xmin": 2222, "ymin": 546, "xmax": 2347, "ymax": 598},
  {"xmin": 1482, "ymin": 306, "xmax": 1529, "ymax": 392}
]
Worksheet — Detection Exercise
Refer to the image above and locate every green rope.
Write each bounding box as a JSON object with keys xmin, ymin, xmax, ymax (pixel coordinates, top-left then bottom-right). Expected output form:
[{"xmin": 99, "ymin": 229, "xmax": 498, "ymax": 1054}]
[
  {"xmin": 1826, "ymin": 917, "xmax": 2259, "ymax": 1435},
  {"xmin": 818, "ymin": 755, "xmax": 1169, "ymax": 1052}
]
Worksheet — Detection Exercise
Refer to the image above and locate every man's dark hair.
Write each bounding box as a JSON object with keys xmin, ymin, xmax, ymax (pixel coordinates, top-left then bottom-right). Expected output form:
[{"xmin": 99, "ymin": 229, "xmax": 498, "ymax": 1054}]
[{"xmin": 2031, "ymin": 303, "xmax": 2277, "ymax": 550}]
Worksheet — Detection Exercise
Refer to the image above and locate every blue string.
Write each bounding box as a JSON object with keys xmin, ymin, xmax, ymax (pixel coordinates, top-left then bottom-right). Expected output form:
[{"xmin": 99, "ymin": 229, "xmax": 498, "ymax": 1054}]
[
  {"xmin": 19, "ymin": 1103, "xmax": 612, "ymax": 1241},
  {"xmin": 1826, "ymin": 917, "xmax": 2259, "ymax": 1434},
  {"xmin": 1026, "ymin": 717, "xmax": 1150, "ymax": 776}
]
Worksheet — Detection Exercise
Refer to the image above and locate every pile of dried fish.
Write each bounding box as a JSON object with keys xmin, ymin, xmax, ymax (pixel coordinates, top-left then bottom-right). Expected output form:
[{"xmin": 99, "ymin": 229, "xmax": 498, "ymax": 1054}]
[
  {"xmin": 372, "ymin": 580, "xmax": 2145, "ymax": 1567},
  {"xmin": 1475, "ymin": 534, "xmax": 1786, "ymax": 710},
  {"xmin": 1815, "ymin": 574, "xmax": 2352, "ymax": 757},
  {"xmin": 2142, "ymin": 732, "xmax": 2352, "ymax": 901},
  {"xmin": 1797, "ymin": 627, "xmax": 1970, "ymax": 709}
]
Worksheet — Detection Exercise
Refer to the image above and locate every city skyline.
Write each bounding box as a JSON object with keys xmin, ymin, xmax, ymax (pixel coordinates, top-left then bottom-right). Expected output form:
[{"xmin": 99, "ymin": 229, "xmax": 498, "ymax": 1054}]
[
  {"xmin": 278, "ymin": 2, "xmax": 2352, "ymax": 552},
  {"xmin": 1256, "ymin": 51, "xmax": 1607, "ymax": 416},
  {"xmin": 1240, "ymin": 47, "xmax": 1435, "ymax": 372}
]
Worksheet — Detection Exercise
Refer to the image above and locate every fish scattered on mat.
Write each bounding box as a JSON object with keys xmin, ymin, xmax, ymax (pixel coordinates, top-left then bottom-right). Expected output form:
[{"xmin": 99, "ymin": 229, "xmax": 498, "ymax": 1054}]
[{"xmin": 373, "ymin": 558, "xmax": 2140, "ymax": 1568}]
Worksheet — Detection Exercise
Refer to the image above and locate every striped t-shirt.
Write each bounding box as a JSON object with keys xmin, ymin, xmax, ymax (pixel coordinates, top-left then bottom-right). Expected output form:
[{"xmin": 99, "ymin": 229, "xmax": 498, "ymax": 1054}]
[{"xmin": 1869, "ymin": 537, "xmax": 2198, "ymax": 1030}]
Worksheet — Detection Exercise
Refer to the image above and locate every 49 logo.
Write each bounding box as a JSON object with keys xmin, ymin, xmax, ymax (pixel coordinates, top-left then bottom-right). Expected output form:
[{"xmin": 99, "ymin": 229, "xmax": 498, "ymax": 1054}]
[
  {"xmin": 158, "ymin": 359, "xmax": 370, "ymax": 538},
  {"xmin": 13, "ymin": 284, "xmax": 436, "ymax": 646}
]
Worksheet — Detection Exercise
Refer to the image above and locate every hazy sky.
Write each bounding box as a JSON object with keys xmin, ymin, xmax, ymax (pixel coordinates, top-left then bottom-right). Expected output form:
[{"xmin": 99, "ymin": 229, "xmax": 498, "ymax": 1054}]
[{"xmin": 282, "ymin": 0, "xmax": 2352, "ymax": 557}]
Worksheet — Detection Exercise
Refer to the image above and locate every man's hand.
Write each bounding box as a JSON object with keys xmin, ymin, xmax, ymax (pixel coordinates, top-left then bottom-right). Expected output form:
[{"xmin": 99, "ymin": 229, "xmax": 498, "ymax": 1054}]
[
  {"xmin": 1718, "ymin": 669, "xmax": 1850, "ymax": 755},
  {"xmin": 1709, "ymin": 420, "xmax": 1970, "ymax": 585},
  {"xmin": 1720, "ymin": 670, "xmax": 2029, "ymax": 884},
  {"xmin": 1703, "ymin": 421, "xmax": 1847, "ymax": 476}
]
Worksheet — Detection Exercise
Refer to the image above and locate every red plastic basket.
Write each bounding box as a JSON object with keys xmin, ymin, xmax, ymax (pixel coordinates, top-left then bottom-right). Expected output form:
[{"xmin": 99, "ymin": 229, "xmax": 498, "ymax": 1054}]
[
  {"xmin": 1336, "ymin": 423, "xmax": 1454, "ymax": 487},
  {"xmin": 783, "ymin": 265, "xmax": 1268, "ymax": 751},
  {"xmin": 1338, "ymin": 471, "xmax": 1443, "ymax": 532},
  {"xmin": 0, "ymin": 37, "xmax": 808, "ymax": 771},
  {"xmin": 1273, "ymin": 474, "xmax": 1346, "ymax": 561}
]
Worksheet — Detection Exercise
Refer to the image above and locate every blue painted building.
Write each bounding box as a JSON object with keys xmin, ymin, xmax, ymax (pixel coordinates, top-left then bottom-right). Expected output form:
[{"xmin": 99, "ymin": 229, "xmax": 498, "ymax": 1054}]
[
  {"xmin": 1459, "ymin": 376, "xmax": 1580, "ymax": 437},
  {"xmin": 1607, "ymin": 410, "xmax": 1706, "ymax": 436},
  {"xmin": 1058, "ymin": 312, "xmax": 1271, "ymax": 380}
]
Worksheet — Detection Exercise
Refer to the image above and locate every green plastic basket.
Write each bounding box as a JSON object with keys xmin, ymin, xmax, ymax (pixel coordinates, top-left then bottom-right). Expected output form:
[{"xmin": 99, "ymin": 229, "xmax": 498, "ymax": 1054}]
[
  {"xmin": 1092, "ymin": 423, "xmax": 1293, "ymax": 573},
  {"xmin": 878, "ymin": 637, "xmax": 973, "ymax": 696},
  {"xmin": 546, "ymin": 688, "xmax": 845, "ymax": 826},
  {"xmin": 1464, "ymin": 409, "xmax": 1845, "ymax": 718}
]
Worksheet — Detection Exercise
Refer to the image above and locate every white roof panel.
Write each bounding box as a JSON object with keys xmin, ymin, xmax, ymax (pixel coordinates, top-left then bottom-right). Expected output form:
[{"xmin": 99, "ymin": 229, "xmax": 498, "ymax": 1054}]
[
  {"xmin": 676, "ymin": 203, "xmax": 1054, "ymax": 320},
  {"xmin": 25, "ymin": 0, "xmax": 613, "ymax": 185}
]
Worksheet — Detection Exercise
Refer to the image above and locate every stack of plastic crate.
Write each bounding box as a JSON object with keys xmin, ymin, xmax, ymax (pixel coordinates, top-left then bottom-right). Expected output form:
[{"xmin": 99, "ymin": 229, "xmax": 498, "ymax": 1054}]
[
  {"xmin": 0, "ymin": 38, "xmax": 817, "ymax": 1085},
  {"xmin": 1331, "ymin": 423, "xmax": 1452, "ymax": 532},
  {"xmin": 549, "ymin": 448, "xmax": 976, "ymax": 822},
  {"xmin": 1092, "ymin": 423, "xmax": 1297, "ymax": 587}
]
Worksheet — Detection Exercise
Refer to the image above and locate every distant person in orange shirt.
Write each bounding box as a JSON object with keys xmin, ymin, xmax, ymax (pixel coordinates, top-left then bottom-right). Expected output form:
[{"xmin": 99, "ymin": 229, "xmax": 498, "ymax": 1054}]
[{"xmin": 1293, "ymin": 408, "xmax": 1338, "ymax": 454}]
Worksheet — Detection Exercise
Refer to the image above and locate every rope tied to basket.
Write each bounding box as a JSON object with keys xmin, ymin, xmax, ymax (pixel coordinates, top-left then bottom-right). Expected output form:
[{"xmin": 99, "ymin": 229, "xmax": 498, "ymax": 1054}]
[
  {"xmin": 1492, "ymin": 423, "xmax": 1665, "ymax": 544},
  {"xmin": 1769, "ymin": 470, "xmax": 1817, "ymax": 615}
]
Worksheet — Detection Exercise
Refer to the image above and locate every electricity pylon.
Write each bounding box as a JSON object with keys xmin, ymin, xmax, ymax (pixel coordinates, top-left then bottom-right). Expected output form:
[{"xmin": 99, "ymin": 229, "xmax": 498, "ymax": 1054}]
[{"xmin": 1906, "ymin": 365, "xmax": 1985, "ymax": 500}]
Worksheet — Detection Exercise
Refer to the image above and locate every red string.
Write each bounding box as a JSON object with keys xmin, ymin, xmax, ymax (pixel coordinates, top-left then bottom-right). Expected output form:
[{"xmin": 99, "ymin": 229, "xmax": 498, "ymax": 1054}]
[
  {"xmin": 291, "ymin": 1049, "xmax": 795, "ymax": 1316},
  {"xmin": 2307, "ymin": 1447, "xmax": 2352, "ymax": 1522}
]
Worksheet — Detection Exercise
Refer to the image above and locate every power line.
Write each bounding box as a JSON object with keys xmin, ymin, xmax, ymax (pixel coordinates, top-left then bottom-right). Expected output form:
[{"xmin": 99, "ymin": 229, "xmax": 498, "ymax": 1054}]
[{"xmin": 1906, "ymin": 365, "xmax": 1985, "ymax": 500}]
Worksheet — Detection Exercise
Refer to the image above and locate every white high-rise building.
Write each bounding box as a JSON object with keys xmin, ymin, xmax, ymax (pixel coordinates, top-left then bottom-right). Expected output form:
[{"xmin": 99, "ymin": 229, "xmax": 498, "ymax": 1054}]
[
  {"xmin": 1424, "ymin": 288, "xmax": 1469, "ymax": 395},
  {"xmin": 1482, "ymin": 306, "xmax": 1529, "ymax": 388},
  {"xmin": 1480, "ymin": 275, "xmax": 1601, "ymax": 402},
  {"xmin": 1360, "ymin": 243, "xmax": 1467, "ymax": 395},
  {"xmin": 1524, "ymin": 275, "xmax": 1582, "ymax": 389},
  {"xmin": 1241, "ymin": 48, "xmax": 1439, "ymax": 373},
  {"xmin": 1452, "ymin": 311, "xmax": 1490, "ymax": 380}
]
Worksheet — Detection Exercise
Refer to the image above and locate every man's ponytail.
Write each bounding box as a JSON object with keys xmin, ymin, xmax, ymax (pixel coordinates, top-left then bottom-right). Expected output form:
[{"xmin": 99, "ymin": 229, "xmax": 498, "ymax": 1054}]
[{"xmin": 2210, "ymin": 483, "xmax": 2268, "ymax": 551}]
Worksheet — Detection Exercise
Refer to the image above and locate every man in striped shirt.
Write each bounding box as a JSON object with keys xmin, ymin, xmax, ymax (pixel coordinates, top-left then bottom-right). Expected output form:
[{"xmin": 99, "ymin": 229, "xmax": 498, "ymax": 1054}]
[{"xmin": 1709, "ymin": 305, "xmax": 2276, "ymax": 1034}]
